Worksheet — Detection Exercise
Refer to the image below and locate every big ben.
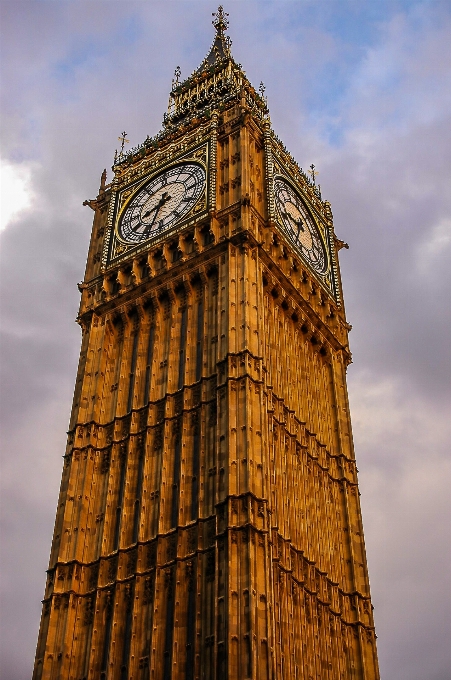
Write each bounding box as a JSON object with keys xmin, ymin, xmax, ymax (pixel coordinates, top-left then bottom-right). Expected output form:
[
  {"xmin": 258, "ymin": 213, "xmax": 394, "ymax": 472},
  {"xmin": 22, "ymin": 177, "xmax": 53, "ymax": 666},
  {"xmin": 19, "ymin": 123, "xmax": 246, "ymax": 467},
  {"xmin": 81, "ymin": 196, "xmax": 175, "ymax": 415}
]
[{"xmin": 33, "ymin": 7, "xmax": 380, "ymax": 680}]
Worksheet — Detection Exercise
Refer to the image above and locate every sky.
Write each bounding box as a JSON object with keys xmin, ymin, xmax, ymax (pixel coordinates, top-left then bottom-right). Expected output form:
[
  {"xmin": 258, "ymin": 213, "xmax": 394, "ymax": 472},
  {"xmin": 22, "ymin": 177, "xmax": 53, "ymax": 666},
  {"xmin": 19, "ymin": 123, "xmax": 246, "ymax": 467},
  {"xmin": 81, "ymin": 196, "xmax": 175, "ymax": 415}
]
[{"xmin": 0, "ymin": 1, "xmax": 450, "ymax": 678}]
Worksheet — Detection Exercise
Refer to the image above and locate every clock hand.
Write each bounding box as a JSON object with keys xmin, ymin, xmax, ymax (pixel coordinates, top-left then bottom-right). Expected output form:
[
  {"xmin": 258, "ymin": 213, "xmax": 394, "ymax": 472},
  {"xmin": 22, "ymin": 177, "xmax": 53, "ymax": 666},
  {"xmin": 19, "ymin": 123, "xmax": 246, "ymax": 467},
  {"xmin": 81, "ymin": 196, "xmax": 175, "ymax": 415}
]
[
  {"xmin": 130, "ymin": 202, "xmax": 162, "ymax": 233},
  {"xmin": 142, "ymin": 192, "xmax": 172, "ymax": 235},
  {"xmin": 142, "ymin": 192, "xmax": 170, "ymax": 219},
  {"xmin": 282, "ymin": 210, "xmax": 304, "ymax": 232},
  {"xmin": 295, "ymin": 217, "xmax": 305, "ymax": 242},
  {"xmin": 143, "ymin": 206, "xmax": 162, "ymax": 234},
  {"xmin": 130, "ymin": 208, "xmax": 158, "ymax": 232},
  {"xmin": 141, "ymin": 206, "xmax": 158, "ymax": 220}
]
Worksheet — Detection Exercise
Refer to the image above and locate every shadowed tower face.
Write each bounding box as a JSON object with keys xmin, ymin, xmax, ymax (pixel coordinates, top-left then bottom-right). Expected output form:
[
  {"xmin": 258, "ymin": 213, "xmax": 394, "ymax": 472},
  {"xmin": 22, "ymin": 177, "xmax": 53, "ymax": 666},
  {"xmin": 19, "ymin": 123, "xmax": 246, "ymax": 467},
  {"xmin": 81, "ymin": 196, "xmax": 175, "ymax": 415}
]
[{"xmin": 33, "ymin": 7, "xmax": 379, "ymax": 680}]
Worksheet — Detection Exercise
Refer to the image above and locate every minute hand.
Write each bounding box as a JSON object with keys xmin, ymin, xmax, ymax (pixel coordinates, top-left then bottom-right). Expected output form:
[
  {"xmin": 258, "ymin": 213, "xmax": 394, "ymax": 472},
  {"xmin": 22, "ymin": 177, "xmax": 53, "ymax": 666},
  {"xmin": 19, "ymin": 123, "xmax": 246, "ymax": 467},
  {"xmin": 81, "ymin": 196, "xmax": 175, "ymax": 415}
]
[
  {"xmin": 131, "ymin": 204, "xmax": 158, "ymax": 232},
  {"xmin": 130, "ymin": 202, "xmax": 160, "ymax": 233},
  {"xmin": 142, "ymin": 193, "xmax": 172, "ymax": 235},
  {"xmin": 282, "ymin": 210, "xmax": 305, "ymax": 241}
]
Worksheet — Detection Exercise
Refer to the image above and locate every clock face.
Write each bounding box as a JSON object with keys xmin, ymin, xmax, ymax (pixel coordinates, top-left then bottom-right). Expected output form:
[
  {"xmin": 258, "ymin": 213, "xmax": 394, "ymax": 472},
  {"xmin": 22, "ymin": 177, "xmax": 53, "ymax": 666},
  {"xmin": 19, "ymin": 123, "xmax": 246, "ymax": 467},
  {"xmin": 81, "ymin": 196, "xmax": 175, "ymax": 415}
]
[
  {"xmin": 274, "ymin": 177, "xmax": 327, "ymax": 275},
  {"xmin": 118, "ymin": 162, "xmax": 206, "ymax": 245}
]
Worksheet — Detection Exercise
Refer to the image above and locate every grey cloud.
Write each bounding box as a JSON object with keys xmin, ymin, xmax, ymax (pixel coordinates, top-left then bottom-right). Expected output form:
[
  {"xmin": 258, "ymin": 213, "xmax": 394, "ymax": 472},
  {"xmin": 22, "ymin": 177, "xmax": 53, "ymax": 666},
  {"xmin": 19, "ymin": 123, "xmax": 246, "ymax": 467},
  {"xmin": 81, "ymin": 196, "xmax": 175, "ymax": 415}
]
[{"xmin": 1, "ymin": 2, "xmax": 450, "ymax": 679}]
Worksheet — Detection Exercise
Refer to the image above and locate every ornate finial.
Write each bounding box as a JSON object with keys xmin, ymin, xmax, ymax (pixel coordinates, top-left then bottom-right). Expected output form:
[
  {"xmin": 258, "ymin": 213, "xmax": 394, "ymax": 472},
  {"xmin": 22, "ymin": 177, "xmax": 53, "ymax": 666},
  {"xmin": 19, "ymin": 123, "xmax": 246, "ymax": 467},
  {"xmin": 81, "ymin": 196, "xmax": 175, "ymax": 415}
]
[
  {"xmin": 118, "ymin": 131, "xmax": 129, "ymax": 155},
  {"xmin": 99, "ymin": 169, "xmax": 107, "ymax": 194},
  {"xmin": 259, "ymin": 82, "xmax": 266, "ymax": 97},
  {"xmin": 172, "ymin": 66, "xmax": 181, "ymax": 89},
  {"xmin": 308, "ymin": 163, "xmax": 319, "ymax": 186},
  {"xmin": 212, "ymin": 6, "xmax": 229, "ymax": 35}
]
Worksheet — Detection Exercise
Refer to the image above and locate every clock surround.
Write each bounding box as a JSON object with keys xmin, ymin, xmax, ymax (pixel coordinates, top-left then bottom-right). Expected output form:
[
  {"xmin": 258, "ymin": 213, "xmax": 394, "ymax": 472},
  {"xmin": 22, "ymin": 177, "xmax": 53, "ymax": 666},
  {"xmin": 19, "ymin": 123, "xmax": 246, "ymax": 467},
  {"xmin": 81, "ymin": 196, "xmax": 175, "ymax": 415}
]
[
  {"xmin": 274, "ymin": 175, "xmax": 328, "ymax": 276},
  {"xmin": 103, "ymin": 142, "xmax": 211, "ymax": 268},
  {"xmin": 117, "ymin": 162, "xmax": 206, "ymax": 245}
]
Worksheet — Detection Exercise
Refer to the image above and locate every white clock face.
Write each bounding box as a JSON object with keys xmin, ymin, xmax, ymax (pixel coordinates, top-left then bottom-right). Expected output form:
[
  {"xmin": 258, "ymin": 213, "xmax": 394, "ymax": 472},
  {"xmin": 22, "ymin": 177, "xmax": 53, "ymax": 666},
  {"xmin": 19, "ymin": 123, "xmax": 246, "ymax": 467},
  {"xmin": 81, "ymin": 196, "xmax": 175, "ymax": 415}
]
[
  {"xmin": 274, "ymin": 177, "xmax": 327, "ymax": 275},
  {"xmin": 118, "ymin": 162, "xmax": 206, "ymax": 244}
]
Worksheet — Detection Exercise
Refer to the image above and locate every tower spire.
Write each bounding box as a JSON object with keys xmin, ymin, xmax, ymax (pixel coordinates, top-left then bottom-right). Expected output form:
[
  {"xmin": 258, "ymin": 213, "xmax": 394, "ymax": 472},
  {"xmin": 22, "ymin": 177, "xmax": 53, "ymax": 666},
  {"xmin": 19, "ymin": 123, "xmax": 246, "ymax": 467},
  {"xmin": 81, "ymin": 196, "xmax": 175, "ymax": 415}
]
[
  {"xmin": 195, "ymin": 4, "xmax": 232, "ymax": 73},
  {"xmin": 117, "ymin": 4, "xmax": 269, "ymax": 160}
]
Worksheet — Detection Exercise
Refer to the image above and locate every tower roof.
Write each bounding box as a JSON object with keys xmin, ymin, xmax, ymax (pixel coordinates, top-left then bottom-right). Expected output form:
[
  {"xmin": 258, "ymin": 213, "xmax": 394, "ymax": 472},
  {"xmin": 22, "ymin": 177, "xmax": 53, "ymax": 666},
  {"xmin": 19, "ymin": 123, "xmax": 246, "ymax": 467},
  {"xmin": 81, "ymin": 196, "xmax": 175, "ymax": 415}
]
[
  {"xmin": 114, "ymin": 6, "xmax": 269, "ymax": 167},
  {"xmin": 195, "ymin": 6, "xmax": 232, "ymax": 73},
  {"xmin": 163, "ymin": 5, "xmax": 268, "ymax": 131}
]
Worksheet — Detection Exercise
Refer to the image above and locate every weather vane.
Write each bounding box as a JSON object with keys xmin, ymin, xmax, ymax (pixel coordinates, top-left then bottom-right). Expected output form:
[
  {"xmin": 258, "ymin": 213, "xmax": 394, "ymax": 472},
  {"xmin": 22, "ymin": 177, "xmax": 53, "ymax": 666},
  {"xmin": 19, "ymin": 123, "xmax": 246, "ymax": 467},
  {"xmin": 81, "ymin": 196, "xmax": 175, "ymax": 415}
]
[
  {"xmin": 118, "ymin": 131, "xmax": 129, "ymax": 154},
  {"xmin": 308, "ymin": 163, "xmax": 319, "ymax": 186},
  {"xmin": 212, "ymin": 5, "xmax": 229, "ymax": 34}
]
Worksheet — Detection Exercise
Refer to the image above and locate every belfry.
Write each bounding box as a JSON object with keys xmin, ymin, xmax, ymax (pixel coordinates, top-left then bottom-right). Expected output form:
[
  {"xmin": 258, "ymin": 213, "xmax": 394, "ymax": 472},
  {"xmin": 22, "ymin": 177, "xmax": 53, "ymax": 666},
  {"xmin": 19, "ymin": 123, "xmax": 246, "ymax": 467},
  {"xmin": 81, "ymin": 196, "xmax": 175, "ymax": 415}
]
[{"xmin": 33, "ymin": 8, "xmax": 380, "ymax": 679}]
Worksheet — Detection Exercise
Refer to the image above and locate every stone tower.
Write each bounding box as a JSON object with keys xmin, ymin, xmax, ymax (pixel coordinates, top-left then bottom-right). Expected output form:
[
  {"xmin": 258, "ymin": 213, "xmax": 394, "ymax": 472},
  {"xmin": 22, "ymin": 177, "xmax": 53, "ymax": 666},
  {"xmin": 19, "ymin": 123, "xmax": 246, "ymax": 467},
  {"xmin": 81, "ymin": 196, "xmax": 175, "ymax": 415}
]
[{"xmin": 33, "ymin": 8, "xmax": 379, "ymax": 680}]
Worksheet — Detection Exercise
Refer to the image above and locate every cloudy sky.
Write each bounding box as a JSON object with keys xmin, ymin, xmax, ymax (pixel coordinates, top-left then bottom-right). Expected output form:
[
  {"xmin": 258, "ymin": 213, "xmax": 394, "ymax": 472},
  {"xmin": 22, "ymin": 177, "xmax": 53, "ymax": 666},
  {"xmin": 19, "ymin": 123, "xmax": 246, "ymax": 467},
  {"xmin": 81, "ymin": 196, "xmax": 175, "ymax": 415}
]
[{"xmin": 1, "ymin": 1, "xmax": 450, "ymax": 678}]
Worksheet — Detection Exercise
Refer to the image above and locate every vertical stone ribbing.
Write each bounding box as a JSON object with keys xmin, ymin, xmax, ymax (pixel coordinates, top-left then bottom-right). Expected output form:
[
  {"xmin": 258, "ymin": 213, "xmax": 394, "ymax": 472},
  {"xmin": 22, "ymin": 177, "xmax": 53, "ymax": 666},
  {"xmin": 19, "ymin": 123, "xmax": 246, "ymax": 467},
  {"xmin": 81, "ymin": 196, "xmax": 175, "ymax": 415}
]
[{"xmin": 127, "ymin": 323, "xmax": 140, "ymax": 412}]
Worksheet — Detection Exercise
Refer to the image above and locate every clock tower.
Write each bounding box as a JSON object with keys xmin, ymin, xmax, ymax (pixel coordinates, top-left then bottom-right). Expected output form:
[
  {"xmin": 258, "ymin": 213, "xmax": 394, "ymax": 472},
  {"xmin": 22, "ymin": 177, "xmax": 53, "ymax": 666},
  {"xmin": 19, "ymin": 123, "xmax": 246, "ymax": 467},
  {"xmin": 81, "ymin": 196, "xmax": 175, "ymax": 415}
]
[{"xmin": 33, "ymin": 8, "xmax": 379, "ymax": 680}]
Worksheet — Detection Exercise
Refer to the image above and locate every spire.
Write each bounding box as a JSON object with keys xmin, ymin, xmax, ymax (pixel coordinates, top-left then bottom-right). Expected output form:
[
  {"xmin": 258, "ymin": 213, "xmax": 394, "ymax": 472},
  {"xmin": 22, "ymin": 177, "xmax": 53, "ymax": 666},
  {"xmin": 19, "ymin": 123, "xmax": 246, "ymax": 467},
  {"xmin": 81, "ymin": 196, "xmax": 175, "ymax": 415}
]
[
  {"xmin": 161, "ymin": 5, "xmax": 269, "ymax": 131},
  {"xmin": 113, "ymin": 6, "xmax": 269, "ymax": 167},
  {"xmin": 195, "ymin": 6, "xmax": 232, "ymax": 72}
]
